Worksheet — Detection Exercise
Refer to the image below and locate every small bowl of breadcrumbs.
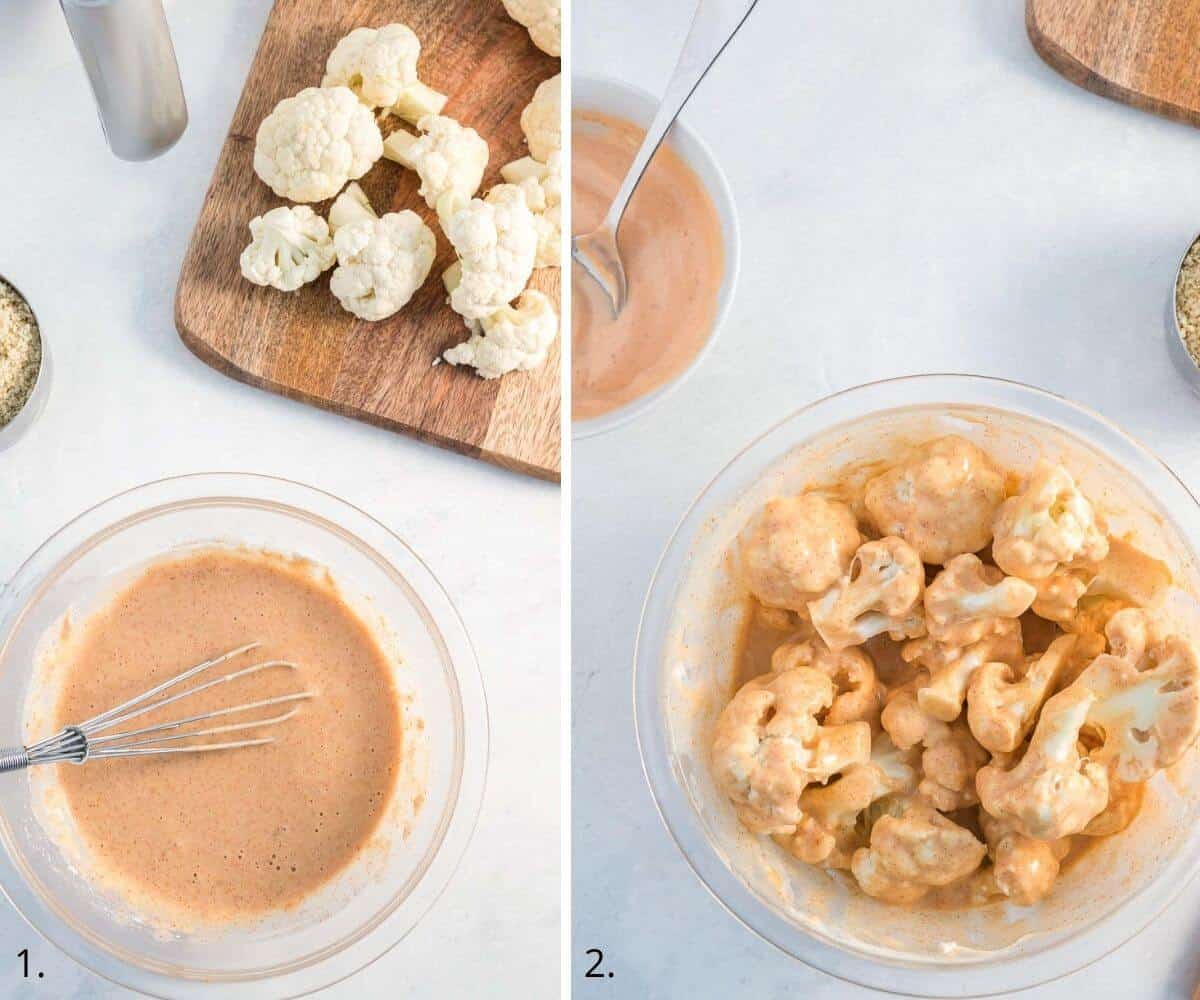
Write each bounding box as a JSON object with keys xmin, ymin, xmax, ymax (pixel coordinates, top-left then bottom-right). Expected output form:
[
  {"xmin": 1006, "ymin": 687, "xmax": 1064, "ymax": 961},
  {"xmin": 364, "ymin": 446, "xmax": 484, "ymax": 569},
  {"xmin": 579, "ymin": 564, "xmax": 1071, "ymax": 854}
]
[{"xmin": 0, "ymin": 276, "xmax": 45, "ymax": 449}]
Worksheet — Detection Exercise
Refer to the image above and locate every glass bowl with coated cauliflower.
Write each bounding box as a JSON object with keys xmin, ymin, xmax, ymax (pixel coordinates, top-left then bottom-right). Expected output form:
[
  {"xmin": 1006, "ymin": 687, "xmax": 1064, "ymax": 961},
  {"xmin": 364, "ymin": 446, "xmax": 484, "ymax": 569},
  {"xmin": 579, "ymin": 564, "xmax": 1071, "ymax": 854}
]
[{"xmin": 635, "ymin": 376, "xmax": 1200, "ymax": 997}]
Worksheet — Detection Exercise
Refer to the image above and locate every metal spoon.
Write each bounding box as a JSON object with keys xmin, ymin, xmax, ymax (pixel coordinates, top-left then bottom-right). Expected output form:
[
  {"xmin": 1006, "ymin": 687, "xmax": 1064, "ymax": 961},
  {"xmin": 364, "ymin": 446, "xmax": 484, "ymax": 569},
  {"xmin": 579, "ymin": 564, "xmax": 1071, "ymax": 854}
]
[{"xmin": 571, "ymin": 0, "xmax": 760, "ymax": 316}]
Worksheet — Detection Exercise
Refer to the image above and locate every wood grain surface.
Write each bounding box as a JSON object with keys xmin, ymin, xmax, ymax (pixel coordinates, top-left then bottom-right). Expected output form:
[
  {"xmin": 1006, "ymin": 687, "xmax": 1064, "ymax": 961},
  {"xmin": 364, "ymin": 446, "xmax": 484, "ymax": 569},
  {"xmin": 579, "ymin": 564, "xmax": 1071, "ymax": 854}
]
[
  {"xmin": 1028, "ymin": 0, "xmax": 1200, "ymax": 128},
  {"xmin": 176, "ymin": 0, "xmax": 561, "ymax": 481}
]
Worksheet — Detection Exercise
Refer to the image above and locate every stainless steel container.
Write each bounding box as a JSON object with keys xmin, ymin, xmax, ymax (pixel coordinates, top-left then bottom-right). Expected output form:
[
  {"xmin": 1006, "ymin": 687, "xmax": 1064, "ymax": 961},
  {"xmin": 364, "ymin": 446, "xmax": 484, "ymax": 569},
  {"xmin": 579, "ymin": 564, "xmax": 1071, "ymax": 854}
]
[{"xmin": 59, "ymin": 0, "xmax": 188, "ymax": 161}]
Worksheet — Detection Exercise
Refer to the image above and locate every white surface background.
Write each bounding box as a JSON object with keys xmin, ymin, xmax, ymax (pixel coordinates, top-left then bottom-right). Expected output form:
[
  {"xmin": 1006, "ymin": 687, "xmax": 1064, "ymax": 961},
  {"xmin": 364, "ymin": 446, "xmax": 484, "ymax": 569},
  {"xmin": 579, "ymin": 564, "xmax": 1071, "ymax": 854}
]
[
  {"xmin": 574, "ymin": 2, "xmax": 1200, "ymax": 999},
  {"xmin": 0, "ymin": 1, "xmax": 560, "ymax": 997}
]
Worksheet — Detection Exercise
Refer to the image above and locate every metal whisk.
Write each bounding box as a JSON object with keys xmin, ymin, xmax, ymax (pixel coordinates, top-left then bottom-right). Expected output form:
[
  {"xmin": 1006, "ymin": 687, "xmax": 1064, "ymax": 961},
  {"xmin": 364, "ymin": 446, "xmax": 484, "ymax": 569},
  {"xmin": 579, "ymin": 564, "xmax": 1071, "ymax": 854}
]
[{"xmin": 0, "ymin": 643, "xmax": 312, "ymax": 773}]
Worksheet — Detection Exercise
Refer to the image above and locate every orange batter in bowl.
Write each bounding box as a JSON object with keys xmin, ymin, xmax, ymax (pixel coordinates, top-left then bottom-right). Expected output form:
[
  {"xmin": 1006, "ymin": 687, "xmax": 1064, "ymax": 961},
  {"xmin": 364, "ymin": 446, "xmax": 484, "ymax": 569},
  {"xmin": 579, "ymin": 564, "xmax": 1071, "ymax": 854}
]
[{"xmin": 41, "ymin": 547, "xmax": 407, "ymax": 925}]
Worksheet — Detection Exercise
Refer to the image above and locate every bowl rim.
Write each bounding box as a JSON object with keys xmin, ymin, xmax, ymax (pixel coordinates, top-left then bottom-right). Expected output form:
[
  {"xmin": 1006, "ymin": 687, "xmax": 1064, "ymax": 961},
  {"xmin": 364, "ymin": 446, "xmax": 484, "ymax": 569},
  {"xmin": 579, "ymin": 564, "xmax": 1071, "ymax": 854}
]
[
  {"xmin": 0, "ymin": 472, "xmax": 489, "ymax": 999},
  {"xmin": 571, "ymin": 74, "xmax": 742, "ymax": 439},
  {"xmin": 633, "ymin": 373, "xmax": 1200, "ymax": 997}
]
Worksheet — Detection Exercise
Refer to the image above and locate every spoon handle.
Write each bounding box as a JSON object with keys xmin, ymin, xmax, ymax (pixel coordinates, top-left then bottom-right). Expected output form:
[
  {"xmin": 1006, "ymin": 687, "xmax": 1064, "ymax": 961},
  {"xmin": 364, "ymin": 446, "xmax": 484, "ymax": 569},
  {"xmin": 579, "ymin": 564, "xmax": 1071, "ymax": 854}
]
[{"xmin": 601, "ymin": 0, "xmax": 760, "ymax": 234}]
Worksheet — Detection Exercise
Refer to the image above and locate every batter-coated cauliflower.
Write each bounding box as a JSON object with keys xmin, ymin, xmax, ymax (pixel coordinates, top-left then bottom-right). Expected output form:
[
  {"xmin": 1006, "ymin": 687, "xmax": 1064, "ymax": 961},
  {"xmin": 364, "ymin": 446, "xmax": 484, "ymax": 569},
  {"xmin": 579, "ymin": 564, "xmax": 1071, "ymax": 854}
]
[
  {"xmin": 979, "ymin": 812, "xmax": 1070, "ymax": 905},
  {"xmin": 924, "ymin": 554, "xmax": 1037, "ymax": 646},
  {"xmin": 737, "ymin": 495, "xmax": 862, "ymax": 613},
  {"xmin": 771, "ymin": 638, "xmax": 885, "ymax": 727},
  {"xmin": 329, "ymin": 211, "xmax": 435, "ymax": 321},
  {"xmin": 321, "ymin": 24, "xmax": 447, "ymax": 121},
  {"xmin": 992, "ymin": 464, "xmax": 1110, "ymax": 581},
  {"xmin": 880, "ymin": 674, "xmax": 932, "ymax": 749},
  {"xmin": 905, "ymin": 619, "xmax": 1025, "ymax": 722},
  {"xmin": 383, "ymin": 116, "xmax": 489, "ymax": 228},
  {"xmin": 864, "ymin": 436, "xmax": 1006, "ymax": 565},
  {"xmin": 502, "ymin": 0, "xmax": 561, "ymax": 57},
  {"xmin": 967, "ymin": 634, "xmax": 1082, "ymax": 753},
  {"xmin": 918, "ymin": 716, "xmax": 989, "ymax": 811},
  {"xmin": 254, "ymin": 86, "xmax": 383, "ymax": 203},
  {"xmin": 808, "ymin": 538, "xmax": 926, "ymax": 651},
  {"xmin": 1030, "ymin": 566, "xmax": 1093, "ymax": 625},
  {"xmin": 711, "ymin": 668, "xmax": 871, "ymax": 835},
  {"xmin": 442, "ymin": 289, "xmax": 558, "ymax": 379},
  {"xmin": 1082, "ymin": 777, "xmax": 1143, "ymax": 837},
  {"xmin": 1075, "ymin": 634, "xmax": 1200, "ymax": 782},
  {"xmin": 976, "ymin": 684, "xmax": 1109, "ymax": 840},
  {"xmin": 520, "ymin": 74, "xmax": 561, "ymax": 162},
  {"xmin": 850, "ymin": 799, "xmax": 986, "ymax": 904},
  {"xmin": 445, "ymin": 184, "xmax": 537, "ymax": 321},
  {"xmin": 501, "ymin": 152, "xmax": 561, "ymax": 268},
  {"xmin": 239, "ymin": 205, "xmax": 335, "ymax": 291},
  {"xmin": 779, "ymin": 733, "xmax": 918, "ymax": 867}
]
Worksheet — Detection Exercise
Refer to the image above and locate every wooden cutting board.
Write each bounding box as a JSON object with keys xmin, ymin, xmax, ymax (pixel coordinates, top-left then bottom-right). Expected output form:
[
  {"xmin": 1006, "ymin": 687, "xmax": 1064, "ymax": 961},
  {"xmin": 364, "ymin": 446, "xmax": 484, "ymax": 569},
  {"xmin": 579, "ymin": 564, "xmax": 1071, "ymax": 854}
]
[
  {"xmin": 176, "ymin": 0, "xmax": 561, "ymax": 481},
  {"xmin": 1027, "ymin": 0, "xmax": 1200, "ymax": 128}
]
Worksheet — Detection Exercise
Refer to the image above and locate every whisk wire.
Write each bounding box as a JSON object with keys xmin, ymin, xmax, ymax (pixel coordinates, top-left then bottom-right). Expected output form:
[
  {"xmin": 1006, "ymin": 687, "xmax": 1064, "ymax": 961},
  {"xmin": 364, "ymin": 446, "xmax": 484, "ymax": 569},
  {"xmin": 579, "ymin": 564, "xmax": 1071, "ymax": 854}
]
[{"xmin": 4, "ymin": 643, "xmax": 312, "ymax": 771}]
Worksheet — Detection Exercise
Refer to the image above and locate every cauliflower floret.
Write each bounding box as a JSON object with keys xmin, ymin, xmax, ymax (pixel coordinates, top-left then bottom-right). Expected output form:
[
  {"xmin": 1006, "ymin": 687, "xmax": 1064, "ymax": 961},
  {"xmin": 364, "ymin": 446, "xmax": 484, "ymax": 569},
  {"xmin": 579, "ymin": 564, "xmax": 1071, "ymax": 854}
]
[
  {"xmin": 444, "ymin": 184, "xmax": 537, "ymax": 321},
  {"xmin": 918, "ymin": 716, "xmax": 989, "ymax": 811},
  {"xmin": 850, "ymin": 799, "xmax": 987, "ymax": 904},
  {"xmin": 924, "ymin": 554, "xmax": 1037, "ymax": 646},
  {"xmin": 979, "ymin": 812, "xmax": 1070, "ymax": 906},
  {"xmin": 905, "ymin": 619, "xmax": 1025, "ymax": 722},
  {"xmin": 329, "ymin": 211, "xmax": 435, "ymax": 321},
  {"xmin": 383, "ymin": 115, "xmax": 489, "ymax": 228},
  {"xmin": 770, "ymin": 638, "xmax": 885, "ymax": 728},
  {"xmin": 520, "ymin": 74, "xmax": 561, "ymax": 162},
  {"xmin": 1030, "ymin": 566, "xmax": 1093, "ymax": 625},
  {"xmin": 711, "ymin": 668, "xmax": 871, "ymax": 835},
  {"xmin": 736, "ymin": 495, "xmax": 862, "ymax": 613},
  {"xmin": 238, "ymin": 205, "xmax": 335, "ymax": 291},
  {"xmin": 442, "ymin": 289, "xmax": 558, "ymax": 379},
  {"xmin": 779, "ymin": 733, "xmax": 918, "ymax": 867},
  {"xmin": 880, "ymin": 674, "xmax": 932, "ymax": 749},
  {"xmin": 1074, "ymin": 634, "xmax": 1200, "ymax": 783},
  {"xmin": 992, "ymin": 464, "xmax": 1110, "ymax": 581},
  {"xmin": 501, "ymin": 152, "xmax": 561, "ymax": 268},
  {"xmin": 976, "ymin": 684, "xmax": 1109, "ymax": 840},
  {"xmin": 967, "ymin": 634, "xmax": 1083, "ymax": 753},
  {"xmin": 254, "ymin": 86, "xmax": 383, "ymax": 203},
  {"xmin": 502, "ymin": 0, "xmax": 561, "ymax": 57},
  {"xmin": 327, "ymin": 181, "xmax": 376, "ymax": 233},
  {"xmin": 864, "ymin": 436, "xmax": 1006, "ymax": 565},
  {"xmin": 1081, "ymin": 777, "xmax": 1143, "ymax": 836},
  {"xmin": 321, "ymin": 23, "xmax": 447, "ymax": 120},
  {"xmin": 807, "ymin": 538, "xmax": 926, "ymax": 651}
]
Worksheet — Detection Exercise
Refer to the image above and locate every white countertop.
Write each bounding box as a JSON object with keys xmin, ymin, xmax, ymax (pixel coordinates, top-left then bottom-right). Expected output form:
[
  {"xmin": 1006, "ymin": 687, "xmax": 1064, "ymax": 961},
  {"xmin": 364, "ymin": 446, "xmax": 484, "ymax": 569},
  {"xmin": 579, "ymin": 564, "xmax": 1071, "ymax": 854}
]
[
  {"xmin": 574, "ymin": 3, "xmax": 1200, "ymax": 998},
  {"xmin": 0, "ymin": 2, "xmax": 559, "ymax": 997}
]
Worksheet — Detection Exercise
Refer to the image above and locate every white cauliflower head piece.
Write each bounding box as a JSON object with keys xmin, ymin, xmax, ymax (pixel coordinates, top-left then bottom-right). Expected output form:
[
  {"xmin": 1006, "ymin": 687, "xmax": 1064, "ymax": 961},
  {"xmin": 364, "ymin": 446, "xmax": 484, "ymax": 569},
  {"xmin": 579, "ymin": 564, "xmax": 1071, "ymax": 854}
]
[
  {"xmin": 1075, "ymin": 634, "xmax": 1200, "ymax": 782},
  {"xmin": 239, "ymin": 205, "xmax": 335, "ymax": 291},
  {"xmin": 443, "ymin": 289, "xmax": 558, "ymax": 379},
  {"xmin": 520, "ymin": 74, "xmax": 561, "ymax": 162},
  {"xmin": 967, "ymin": 634, "xmax": 1082, "ymax": 753},
  {"xmin": 736, "ymin": 495, "xmax": 861, "ymax": 613},
  {"xmin": 976, "ymin": 684, "xmax": 1109, "ymax": 840},
  {"xmin": 329, "ymin": 211, "xmax": 435, "ymax": 321},
  {"xmin": 383, "ymin": 115, "xmax": 489, "ymax": 227},
  {"xmin": 322, "ymin": 24, "xmax": 446, "ymax": 122},
  {"xmin": 905, "ymin": 619, "xmax": 1025, "ymax": 723},
  {"xmin": 850, "ymin": 799, "xmax": 986, "ymax": 903},
  {"xmin": 445, "ymin": 184, "xmax": 537, "ymax": 321},
  {"xmin": 808, "ymin": 537, "xmax": 926, "ymax": 651},
  {"xmin": 924, "ymin": 554, "xmax": 1036, "ymax": 647},
  {"xmin": 503, "ymin": 0, "xmax": 562, "ymax": 57},
  {"xmin": 780, "ymin": 733, "xmax": 918, "ymax": 867},
  {"xmin": 992, "ymin": 463, "xmax": 1110, "ymax": 580},
  {"xmin": 711, "ymin": 667, "xmax": 871, "ymax": 835},
  {"xmin": 771, "ymin": 638, "xmax": 885, "ymax": 728},
  {"xmin": 254, "ymin": 86, "xmax": 383, "ymax": 202},
  {"xmin": 864, "ymin": 436, "xmax": 1006, "ymax": 565},
  {"xmin": 501, "ymin": 152, "xmax": 561, "ymax": 268}
]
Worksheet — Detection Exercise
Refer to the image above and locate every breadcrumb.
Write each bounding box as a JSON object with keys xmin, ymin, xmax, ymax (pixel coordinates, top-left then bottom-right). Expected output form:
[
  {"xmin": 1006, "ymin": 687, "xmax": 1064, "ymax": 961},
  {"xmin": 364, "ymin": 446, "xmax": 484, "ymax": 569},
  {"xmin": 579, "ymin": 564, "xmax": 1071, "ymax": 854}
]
[
  {"xmin": 0, "ymin": 278, "xmax": 40, "ymax": 428},
  {"xmin": 1175, "ymin": 238, "xmax": 1200, "ymax": 367}
]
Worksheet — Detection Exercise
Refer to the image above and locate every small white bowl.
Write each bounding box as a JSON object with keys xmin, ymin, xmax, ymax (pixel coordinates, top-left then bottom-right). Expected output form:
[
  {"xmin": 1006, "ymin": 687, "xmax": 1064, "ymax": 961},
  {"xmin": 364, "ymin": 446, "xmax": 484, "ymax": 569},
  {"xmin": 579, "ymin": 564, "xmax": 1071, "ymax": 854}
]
[{"xmin": 572, "ymin": 76, "xmax": 741, "ymax": 439}]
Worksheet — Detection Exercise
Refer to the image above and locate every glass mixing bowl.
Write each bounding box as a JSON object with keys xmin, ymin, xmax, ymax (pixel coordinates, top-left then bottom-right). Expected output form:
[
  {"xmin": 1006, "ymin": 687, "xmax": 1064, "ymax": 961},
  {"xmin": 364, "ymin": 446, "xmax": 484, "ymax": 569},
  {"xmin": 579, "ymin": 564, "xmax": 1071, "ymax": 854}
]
[
  {"xmin": 634, "ymin": 374, "xmax": 1200, "ymax": 997},
  {"xmin": 0, "ymin": 474, "xmax": 488, "ymax": 998}
]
